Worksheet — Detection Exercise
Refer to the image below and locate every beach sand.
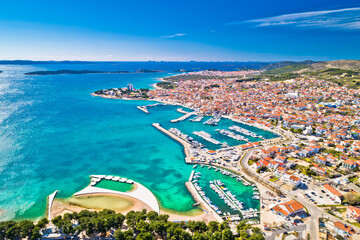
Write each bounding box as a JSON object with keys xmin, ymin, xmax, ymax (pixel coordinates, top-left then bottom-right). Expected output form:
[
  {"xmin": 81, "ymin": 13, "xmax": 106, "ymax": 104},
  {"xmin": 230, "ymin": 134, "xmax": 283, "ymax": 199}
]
[
  {"xmin": 51, "ymin": 193, "xmax": 215, "ymax": 223},
  {"xmin": 50, "ymin": 193, "xmax": 153, "ymax": 219},
  {"xmin": 161, "ymin": 207, "xmax": 216, "ymax": 223}
]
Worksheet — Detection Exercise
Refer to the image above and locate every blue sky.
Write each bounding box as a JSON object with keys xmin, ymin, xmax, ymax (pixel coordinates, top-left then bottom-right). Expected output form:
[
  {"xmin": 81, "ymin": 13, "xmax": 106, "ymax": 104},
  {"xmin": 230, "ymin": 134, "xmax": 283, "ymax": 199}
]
[{"xmin": 0, "ymin": 0, "xmax": 359, "ymax": 61}]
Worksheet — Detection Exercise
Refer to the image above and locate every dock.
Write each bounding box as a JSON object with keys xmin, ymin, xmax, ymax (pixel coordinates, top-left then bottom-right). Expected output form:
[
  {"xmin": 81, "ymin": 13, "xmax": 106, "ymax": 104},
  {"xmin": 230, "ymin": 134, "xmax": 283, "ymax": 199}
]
[
  {"xmin": 137, "ymin": 106, "xmax": 149, "ymax": 114},
  {"xmin": 185, "ymin": 181, "xmax": 223, "ymax": 222},
  {"xmin": 170, "ymin": 112, "xmax": 196, "ymax": 123},
  {"xmin": 47, "ymin": 190, "xmax": 59, "ymax": 220},
  {"xmin": 189, "ymin": 170, "xmax": 195, "ymax": 181},
  {"xmin": 176, "ymin": 108, "xmax": 189, "ymax": 114}
]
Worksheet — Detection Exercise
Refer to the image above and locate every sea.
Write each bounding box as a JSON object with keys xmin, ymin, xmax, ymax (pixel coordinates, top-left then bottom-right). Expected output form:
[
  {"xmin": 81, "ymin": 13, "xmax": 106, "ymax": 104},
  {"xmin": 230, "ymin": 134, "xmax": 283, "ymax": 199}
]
[{"xmin": 0, "ymin": 61, "xmax": 269, "ymax": 220}]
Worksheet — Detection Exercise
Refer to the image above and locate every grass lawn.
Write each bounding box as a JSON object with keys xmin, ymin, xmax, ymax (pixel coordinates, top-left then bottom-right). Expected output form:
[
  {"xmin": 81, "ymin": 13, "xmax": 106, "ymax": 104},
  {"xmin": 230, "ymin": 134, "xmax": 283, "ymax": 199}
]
[
  {"xmin": 337, "ymin": 208, "xmax": 346, "ymax": 213},
  {"xmin": 349, "ymin": 176, "xmax": 359, "ymax": 184},
  {"xmin": 270, "ymin": 176, "xmax": 279, "ymax": 182},
  {"xmin": 349, "ymin": 222, "xmax": 360, "ymax": 228}
]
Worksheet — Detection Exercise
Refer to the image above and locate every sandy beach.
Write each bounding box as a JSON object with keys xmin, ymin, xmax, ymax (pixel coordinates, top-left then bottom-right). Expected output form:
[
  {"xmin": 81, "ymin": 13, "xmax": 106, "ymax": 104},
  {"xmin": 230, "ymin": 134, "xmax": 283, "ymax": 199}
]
[
  {"xmin": 50, "ymin": 193, "xmax": 153, "ymax": 219},
  {"xmin": 50, "ymin": 192, "xmax": 215, "ymax": 223},
  {"xmin": 161, "ymin": 208, "xmax": 216, "ymax": 223}
]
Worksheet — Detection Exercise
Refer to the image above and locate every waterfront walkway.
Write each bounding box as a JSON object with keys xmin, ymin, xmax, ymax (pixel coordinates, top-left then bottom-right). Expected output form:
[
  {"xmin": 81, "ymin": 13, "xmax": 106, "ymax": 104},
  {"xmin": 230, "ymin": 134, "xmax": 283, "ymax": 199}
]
[
  {"xmin": 47, "ymin": 190, "xmax": 59, "ymax": 220},
  {"xmin": 170, "ymin": 112, "xmax": 196, "ymax": 123},
  {"xmin": 75, "ymin": 178, "xmax": 160, "ymax": 213}
]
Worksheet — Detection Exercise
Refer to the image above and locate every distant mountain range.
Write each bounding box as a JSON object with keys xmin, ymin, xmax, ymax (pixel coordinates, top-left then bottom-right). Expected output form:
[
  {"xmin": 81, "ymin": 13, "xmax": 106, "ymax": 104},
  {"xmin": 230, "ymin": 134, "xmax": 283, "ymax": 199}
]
[{"xmin": 25, "ymin": 69, "xmax": 164, "ymax": 75}]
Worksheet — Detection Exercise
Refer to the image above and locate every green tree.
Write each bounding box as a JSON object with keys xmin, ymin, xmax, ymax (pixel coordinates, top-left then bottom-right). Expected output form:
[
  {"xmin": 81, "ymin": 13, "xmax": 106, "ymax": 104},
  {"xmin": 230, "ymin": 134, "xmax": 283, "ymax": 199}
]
[
  {"xmin": 151, "ymin": 221, "xmax": 167, "ymax": 239},
  {"xmin": 31, "ymin": 226, "xmax": 42, "ymax": 240},
  {"xmin": 210, "ymin": 231, "xmax": 222, "ymax": 240},
  {"xmin": 124, "ymin": 229, "xmax": 135, "ymax": 240},
  {"xmin": 19, "ymin": 220, "xmax": 35, "ymax": 238},
  {"xmin": 36, "ymin": 218, "xmax": 48, "ymax": 228},
  {"xmin": 136, "ymin": 232, "xmax": 155, "ymax": 240},
  {"xmin": 221, "ymin": 228, "xmax": 234, "ymax": 240},
  {"xmin": 114, "ymin": 229, "xmax": 125, "ymax": 240},
  {"xmin": 219, "ymin": 221, "xmax": 230, "ymax": 231},
  {"xmin": 146, "ymin": 211, "xmax": 159, "ymax": 222}
]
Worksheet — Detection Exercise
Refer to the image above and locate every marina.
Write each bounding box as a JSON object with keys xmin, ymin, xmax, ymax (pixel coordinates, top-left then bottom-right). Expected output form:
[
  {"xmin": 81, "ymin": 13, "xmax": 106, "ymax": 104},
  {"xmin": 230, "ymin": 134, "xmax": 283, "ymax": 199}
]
[
  {"xmin": 203, "ymin": 117, "xmax": 221, "ymax": 126},
  {"xmin": 190, "ymin": 115, "xmax": 204, "ymax": 122},
  {"xmin": 229, "ymin": 125, "xmax": 265, "ymax": 140},
  {"xmin": 160, "ymin": 112, "xmax": 278, "ymax": 150},
  {"xmin": 193, "ymin": 131, "xmax": 222, "ymax": 145},
  {"xmin": 188, "ymin": 166, "xmax": 260, "ymax": 222},
  {"xmin": 217, "ymin": 129, "xmax": 250, "ymax": 142}
]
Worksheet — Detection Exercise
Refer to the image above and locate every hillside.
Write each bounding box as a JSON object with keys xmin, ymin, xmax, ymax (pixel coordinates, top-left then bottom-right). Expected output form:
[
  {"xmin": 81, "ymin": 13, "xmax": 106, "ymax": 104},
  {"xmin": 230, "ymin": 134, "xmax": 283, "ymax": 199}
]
[
  {"xmin": 265, "ymin": 60, "xmax": 360, "ymax": 74},
  {"xmin": 305, "ymin": 60, "xmax": 360, "ymax": 71},
  {"xmin": 261, "ymin": 60, "xmax": 317, "ymax": 71},
  {"xmin": 262, "ymin": 60, "xmax": 360, "ymax": 88}
]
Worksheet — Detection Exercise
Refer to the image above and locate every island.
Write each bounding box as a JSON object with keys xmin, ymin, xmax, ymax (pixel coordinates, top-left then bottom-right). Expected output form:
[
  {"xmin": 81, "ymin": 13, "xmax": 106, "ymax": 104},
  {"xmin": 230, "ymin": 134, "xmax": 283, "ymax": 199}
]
[
  {"xmin": 25, "ymin": 69, "xmax": 164, "ymax": 75},
  {"xmin": 92, "ymin": 83, "xmax": 151, "ymax": 100}
]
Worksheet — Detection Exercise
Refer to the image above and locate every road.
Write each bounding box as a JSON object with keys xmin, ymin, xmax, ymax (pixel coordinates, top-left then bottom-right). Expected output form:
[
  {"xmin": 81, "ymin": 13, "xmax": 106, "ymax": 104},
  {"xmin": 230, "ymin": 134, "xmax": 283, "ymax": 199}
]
[
  {"xmin": 265, "ymin": 223, "xmax": 306, "ymax": 240},
  {"xmin": 238, "ymin": 127, "xmax": 320, "ymax": 239},
  {"xmin": 238, "ymin": 129, "xmax": 360, "ymax": 239}
]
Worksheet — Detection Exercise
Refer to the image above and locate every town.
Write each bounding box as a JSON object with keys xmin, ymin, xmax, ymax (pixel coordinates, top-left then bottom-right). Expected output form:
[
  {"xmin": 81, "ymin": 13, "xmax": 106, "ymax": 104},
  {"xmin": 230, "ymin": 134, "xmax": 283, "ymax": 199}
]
[{"xmin": 146, "ymin": 69, "xmax": 360, "ymax": 240}]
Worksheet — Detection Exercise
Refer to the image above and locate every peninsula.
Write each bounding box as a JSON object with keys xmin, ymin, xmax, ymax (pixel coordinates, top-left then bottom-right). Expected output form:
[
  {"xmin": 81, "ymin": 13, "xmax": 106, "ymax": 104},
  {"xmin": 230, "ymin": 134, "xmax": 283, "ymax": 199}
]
[{"xmin": 92, "ymin": 83, "xmax": 150, "ymax": 100}]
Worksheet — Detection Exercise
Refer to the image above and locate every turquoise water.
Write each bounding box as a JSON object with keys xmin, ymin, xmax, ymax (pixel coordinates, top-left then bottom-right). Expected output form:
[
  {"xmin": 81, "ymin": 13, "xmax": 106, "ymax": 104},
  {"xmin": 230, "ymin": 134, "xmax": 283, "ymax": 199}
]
[
  {"xmin": 95, "ymin": 180, "xmax": 134, "ymax": 192},
  {"xmin": 0, "ymin": 62, "xmax": 266, "ymax": 220}
]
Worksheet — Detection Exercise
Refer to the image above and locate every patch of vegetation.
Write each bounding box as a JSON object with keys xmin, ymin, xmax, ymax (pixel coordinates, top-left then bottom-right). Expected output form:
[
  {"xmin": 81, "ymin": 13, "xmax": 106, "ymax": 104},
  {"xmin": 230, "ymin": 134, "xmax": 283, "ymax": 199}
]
[
  {"xmin": 156, "ymin": 81, "xmax": 177, "ymax": 89},
  {"xmin": 0, "ymin": 210, "xmax": 265, "ymax": 240},
  {"xmin": 265, "ymin": 64, "xmax": 309, "ymax": 74},
  {"xmin": 270, "ymin": 176, "xmax": 279, "ymax": 182}
]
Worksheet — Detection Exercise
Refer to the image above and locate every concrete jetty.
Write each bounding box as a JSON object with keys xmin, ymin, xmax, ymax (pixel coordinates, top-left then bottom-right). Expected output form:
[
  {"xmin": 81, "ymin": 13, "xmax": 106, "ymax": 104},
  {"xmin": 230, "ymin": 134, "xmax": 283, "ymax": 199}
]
[
  {"xmin": 189, "ymin": 170, "xmax": 195, "ymax": 181},
  {"xmin": 170, "ymin": 112, "xmax": 195, "ymax": 123},
  {"xmin": 152, "ymin": 123, "xmax": 192, "ymax": 163},
  {"xmin": 137, "ymin": 106, "xmax": 149, "ymax": 114},
  {"xmin": 177, "ymin": 108, "xmax": 189, "ymax": 114},
  {"xmin": 47, "ymin": 190, "xmax": 59, "ymax": 220}
]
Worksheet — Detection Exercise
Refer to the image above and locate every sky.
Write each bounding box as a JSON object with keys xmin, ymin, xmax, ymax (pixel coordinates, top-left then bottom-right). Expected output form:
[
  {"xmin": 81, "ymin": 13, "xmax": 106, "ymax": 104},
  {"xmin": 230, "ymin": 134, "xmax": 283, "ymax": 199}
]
[{"xmin": 0, "ymin": 0, "xmax": 359, "ymax": 61}]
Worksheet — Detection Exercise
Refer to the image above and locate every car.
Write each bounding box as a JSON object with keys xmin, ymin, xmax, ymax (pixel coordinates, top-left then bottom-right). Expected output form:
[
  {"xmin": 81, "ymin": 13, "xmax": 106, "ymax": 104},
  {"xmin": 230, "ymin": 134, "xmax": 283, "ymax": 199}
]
[
  {"xmin": 319, "ymin": 196, "xmax": 323, "ymax": 198},
  {"xmin": 321, "ymin": 190, "xmax": 326, "ymax": 193}
]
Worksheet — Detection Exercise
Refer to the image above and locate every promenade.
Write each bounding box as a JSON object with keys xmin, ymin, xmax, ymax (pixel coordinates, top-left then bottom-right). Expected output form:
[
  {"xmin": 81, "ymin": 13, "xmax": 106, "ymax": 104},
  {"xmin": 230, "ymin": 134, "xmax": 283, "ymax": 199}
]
[{"xmin": 47, "ymin": 190, "xmax": 58, "ymax": 220}]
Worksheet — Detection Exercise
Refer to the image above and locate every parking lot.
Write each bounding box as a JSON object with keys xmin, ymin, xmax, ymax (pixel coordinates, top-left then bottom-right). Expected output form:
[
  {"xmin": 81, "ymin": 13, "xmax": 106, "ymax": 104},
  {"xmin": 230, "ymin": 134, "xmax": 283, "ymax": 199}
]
[{"xmin": 302, "ymin": 189, "xmax": 338, "ymax": 205}]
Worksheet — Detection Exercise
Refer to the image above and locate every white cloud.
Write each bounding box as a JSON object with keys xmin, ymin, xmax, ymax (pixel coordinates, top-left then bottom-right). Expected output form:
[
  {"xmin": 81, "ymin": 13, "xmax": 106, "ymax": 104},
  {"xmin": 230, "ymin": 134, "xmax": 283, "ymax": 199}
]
[
  {"xmin": 161, "ymin": 33, "xmax": 187, "ymax": 38},
  {"xmin": 231, "ymin": 7, "xmax": 360, "ymax": 30}
]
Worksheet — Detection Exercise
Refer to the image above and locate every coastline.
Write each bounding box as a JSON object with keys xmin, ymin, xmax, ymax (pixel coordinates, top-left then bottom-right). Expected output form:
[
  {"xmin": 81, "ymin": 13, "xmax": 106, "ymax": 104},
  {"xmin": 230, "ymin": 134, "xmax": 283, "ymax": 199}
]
[
  {"xmin": 50, "ymin": 193, "xmax": 213, "ymax": 222},
  {"xmin": 150, "ymin": 77, "xmax": 165, "ymax": 90},
  {"xmin": 50, "ymin": 193, "xmax": 153, "ymax": 219}
]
